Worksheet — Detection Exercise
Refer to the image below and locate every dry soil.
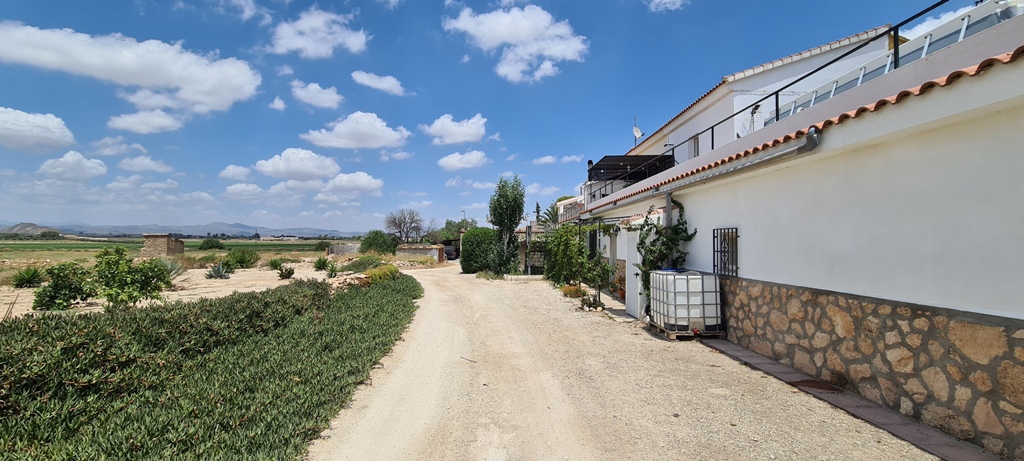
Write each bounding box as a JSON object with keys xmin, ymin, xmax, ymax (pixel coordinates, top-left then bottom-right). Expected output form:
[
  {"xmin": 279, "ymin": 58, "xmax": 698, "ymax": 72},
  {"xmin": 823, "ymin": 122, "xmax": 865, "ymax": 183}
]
[{"xmin": 304, "ymin": 263, "xmax": 935, "ymax": 461}]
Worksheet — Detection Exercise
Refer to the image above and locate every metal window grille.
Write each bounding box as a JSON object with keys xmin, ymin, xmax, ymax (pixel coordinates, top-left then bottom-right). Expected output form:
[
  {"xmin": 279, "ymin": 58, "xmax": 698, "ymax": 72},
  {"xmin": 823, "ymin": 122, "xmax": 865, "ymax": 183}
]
[{"xmin": 713, "ymin": 228, "xmax": 739, "ymax": 276}]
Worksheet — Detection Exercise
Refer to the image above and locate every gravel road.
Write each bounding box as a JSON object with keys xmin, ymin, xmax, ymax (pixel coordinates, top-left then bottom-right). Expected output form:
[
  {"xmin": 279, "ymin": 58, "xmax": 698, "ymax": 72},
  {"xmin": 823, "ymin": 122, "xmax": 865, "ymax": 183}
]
[{"xmin": 305, "ymin": 263, "xmax": 934, "ymax": 461}]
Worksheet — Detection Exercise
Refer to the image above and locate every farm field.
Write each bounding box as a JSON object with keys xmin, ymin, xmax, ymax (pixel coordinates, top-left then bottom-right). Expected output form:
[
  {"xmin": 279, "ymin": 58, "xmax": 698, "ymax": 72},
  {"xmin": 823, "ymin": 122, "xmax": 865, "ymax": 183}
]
[{"xmin": 1, "ymin": 274, "xmax": 424, "ymax": 459}]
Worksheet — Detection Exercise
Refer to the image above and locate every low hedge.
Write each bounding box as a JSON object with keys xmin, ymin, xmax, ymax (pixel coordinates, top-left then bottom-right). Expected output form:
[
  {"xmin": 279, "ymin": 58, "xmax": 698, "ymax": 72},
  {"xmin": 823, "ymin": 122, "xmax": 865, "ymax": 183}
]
[
  {"xmin": 364, "ymin": 264, "xmax": 399, "ymax": 285},
  {"xmin": 0, "ymin": 276, "xmax": 423, "ymax": 459}
]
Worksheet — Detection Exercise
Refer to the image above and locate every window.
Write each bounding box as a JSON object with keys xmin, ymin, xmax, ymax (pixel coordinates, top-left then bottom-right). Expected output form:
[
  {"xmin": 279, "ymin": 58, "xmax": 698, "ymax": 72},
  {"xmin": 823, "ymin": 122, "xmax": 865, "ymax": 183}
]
[
  {"xmin": 689, "ymin": 135, "xmax": 700, "ymax": 159},
  {"xmin": 713, "ymin": 228, "xmax": 738, "ymax": 276}
]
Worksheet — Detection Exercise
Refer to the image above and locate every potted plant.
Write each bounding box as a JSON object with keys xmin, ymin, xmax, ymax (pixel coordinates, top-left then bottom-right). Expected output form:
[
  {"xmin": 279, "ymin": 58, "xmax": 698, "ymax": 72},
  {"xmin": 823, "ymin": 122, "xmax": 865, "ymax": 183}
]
[{"xmin": 615, "ymin": 274, "xmax": 626, "ymax": 300}]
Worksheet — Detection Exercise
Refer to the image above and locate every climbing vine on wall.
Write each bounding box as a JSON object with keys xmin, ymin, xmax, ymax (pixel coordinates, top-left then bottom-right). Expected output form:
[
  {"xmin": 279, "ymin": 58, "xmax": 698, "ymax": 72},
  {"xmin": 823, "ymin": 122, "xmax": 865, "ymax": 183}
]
[{"xmin": 627, "ymin": 199, "xmax": 697, "ymax": 305}]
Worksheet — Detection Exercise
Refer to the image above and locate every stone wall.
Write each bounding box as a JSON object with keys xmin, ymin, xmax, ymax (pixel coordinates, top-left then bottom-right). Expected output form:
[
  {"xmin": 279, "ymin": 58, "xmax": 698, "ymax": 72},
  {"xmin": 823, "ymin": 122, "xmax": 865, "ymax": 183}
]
[
  {"xmin": 140, "ymin": 234, "xmax": 184, "ymax": 258},
  {"xmin": 328, "ymin": 243, "xmax": 361, "ymax": 256},
  {"xmin": 396, "ymin": 244, "xmax": 443, "ymax": 263},
  {"xmin": 722, "ymin": 277, "xmax": 1024, "ymax": 460}
]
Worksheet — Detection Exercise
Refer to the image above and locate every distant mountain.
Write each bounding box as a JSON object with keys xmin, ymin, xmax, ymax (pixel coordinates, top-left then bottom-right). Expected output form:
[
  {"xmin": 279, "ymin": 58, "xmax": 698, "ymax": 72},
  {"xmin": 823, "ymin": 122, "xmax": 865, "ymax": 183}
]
[
  {"xmin": 1, "ymin": 222, "xmax": 62, "ymax": 235},
  {"xmin": 47, "ymin": 222, "xmax": 362, "ymax": 238}
]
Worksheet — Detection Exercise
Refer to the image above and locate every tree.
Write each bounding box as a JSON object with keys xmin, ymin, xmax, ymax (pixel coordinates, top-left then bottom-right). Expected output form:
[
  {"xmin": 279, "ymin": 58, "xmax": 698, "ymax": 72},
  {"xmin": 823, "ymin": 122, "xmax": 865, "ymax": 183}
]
[
  {"xmin": 360, "ymin": 230, "xmax": 398, "ymax": 254},
  {"xmin": 385, "ymin": 209, "xmax": 423, "ymax": 243},
  {"xmin": 439, "ymin": 218, "xmax": 477, "ymax": 241},
  {"xmin": 539, "ymin": 203, "xmax": 559, "ymax": 227},
  {"xmin": 488, "ymin": 175, "xmax": 525, "ymax": 275}
]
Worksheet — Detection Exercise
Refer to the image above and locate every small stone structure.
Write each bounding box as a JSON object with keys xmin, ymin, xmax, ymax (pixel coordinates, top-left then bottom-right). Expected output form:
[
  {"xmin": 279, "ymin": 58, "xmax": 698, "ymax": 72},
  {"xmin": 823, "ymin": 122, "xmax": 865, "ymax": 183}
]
[
  {"xmin": 140, "ymin": 234, "xmax": 184, "ymax": 258},
  {"xmin": 396, "ymin": 244, "xmax": 444, "ymax": 263},
  {"xmin": 722, "ymin": 277, "xmax": 1024, "ymax": 459},
  {"xmin": 327, "ymin": 243, "xmax": 361, "ymax": 256}
]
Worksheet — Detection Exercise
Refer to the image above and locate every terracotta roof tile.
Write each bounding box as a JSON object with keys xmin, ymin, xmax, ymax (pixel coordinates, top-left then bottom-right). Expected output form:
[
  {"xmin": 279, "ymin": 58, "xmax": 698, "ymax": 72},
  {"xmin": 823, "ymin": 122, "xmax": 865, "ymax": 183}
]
[{"xmin": 588, "ymin": 45, "xmax": 1024, "ymax": 216}]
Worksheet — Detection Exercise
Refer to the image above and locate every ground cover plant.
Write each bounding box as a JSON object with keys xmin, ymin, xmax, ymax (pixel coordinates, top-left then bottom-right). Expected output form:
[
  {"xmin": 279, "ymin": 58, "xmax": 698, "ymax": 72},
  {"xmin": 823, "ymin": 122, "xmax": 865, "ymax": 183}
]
[
  {"xmin": 339, "ymin": 255, "xmax": 383, "ymax": 273},
  {"xmin": 0, "ymin": 276, "xmax": 423, "ymax": 459}
]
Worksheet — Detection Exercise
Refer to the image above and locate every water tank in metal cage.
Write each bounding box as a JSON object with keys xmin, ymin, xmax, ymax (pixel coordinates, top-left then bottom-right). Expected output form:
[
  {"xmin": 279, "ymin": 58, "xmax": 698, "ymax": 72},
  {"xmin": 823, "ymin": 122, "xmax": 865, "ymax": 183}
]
[{"xmin": 649, "ymin": 270, "xmax": 723, "ymax": 335}]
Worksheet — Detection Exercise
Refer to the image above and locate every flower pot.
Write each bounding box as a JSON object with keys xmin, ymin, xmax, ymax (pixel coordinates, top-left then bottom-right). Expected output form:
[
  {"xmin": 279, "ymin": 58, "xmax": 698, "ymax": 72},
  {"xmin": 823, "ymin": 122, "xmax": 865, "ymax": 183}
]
[{"xmin": 617, "ymin": 288, "xmax": 625, "ymax": 300}]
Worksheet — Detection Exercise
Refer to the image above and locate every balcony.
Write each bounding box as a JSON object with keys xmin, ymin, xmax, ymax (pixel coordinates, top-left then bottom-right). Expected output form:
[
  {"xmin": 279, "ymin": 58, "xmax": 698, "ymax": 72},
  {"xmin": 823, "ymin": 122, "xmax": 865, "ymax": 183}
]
[{"xmin": 583, "ymin": 153, "xmax": 676, "ymax": 209}]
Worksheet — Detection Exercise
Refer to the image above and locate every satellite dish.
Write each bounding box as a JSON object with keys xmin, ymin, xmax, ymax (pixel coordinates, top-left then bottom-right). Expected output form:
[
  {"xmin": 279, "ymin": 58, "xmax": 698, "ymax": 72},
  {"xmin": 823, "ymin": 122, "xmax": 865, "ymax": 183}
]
[{"xmin": 632, "ymin": 125, "xmax": 643, "ymax": 139}]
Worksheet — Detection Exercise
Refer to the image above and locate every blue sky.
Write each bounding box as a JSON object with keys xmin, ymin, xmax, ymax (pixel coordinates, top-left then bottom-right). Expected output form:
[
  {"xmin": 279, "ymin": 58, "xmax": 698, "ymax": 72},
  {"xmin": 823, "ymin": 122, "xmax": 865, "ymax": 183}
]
[{"xmin": 0, "ymin": 0, "xmax": 976, "ymax": 232}]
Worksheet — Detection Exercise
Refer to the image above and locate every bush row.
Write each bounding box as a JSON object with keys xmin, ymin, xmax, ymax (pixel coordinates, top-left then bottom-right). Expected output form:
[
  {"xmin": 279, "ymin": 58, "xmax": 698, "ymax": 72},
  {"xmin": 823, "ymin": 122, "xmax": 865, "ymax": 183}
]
[{"xmin": 0, "ymin": 276, "xmax": 423, "ymax": 459}]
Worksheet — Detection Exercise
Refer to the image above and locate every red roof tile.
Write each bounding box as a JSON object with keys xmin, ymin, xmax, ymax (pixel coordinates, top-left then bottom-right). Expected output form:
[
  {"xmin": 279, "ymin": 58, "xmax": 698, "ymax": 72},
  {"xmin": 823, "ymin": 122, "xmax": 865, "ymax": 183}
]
[{"xmin": 588, "ymin": 45, "xmax": 1024, "ymax": 216}]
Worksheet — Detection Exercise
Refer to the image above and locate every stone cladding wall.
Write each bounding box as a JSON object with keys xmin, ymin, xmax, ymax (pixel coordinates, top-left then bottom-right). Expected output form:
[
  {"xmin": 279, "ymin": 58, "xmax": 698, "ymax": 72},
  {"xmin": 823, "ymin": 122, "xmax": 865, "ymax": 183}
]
[
  {"xmin": 722, "ymin": 277, "xmax": 1024, "ymax": 460},
  {"xmin": 140, "ymin": 234, "xmax": 184, "ymax": 258}
]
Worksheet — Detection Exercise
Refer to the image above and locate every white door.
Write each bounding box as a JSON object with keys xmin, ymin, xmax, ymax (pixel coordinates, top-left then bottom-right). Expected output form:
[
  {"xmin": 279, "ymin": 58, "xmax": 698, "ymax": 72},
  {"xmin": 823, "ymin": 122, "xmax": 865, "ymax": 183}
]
[{"xmin": 625, "ymin": 230, "xmax": 641, "ymax": 318}]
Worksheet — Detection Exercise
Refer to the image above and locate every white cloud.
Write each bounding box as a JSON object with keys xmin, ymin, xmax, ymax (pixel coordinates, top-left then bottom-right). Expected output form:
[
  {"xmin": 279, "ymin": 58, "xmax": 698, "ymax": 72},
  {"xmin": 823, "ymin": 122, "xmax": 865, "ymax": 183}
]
[
  {"xmin": 471, "ymin": 181, "xmax": 495, "ymax": 190},
  {"xmin": 445, "ymin": 176, "xmax": 464, "ymax": 187},
  {"xmin": 378, "ymin": 0, "xmax": 402, "ymax": 10},
  {"xmin": 268, "ymin": 6, "xmax": 369, "ymax": 59},
  {"xmin": 253, "ymin": 147, "xmax": 340, "ymax": 181},
  {"xmin": 419, "ymin": 113, "xmax": 487, "ymax": 145},
  {"xmin": 89, "ymin": 136, "xmax": 147, "ymax": 156},
  {"xmin": 506, "ymin": 153, "xmax": 519, "ymax": 161},
  {"xmin": 526, "ymin": 183, "xmax": 559, "ymax": 195},
  {"xmin": 315, "ymin": 171, "xmax": 384, "ymax": 202},
  {"xmin": 499, "ymin": 170, "xmax": 516, "ymax": 177},
  {"xmin": 561, "ymin": 155, "xmax": 582, "ymax": 163},
  {"xmin": 300, "ymin": 111, "xmax": 411, "ymax": 149},
  {"xmin": 645, "ymin": 0, "xmax": 690, "ymax": 12},
  {"xmin": 219, "ymin": 164, "xmax": 251, "ymax": 181},
  {"xmin": 380, "ymin": 150, "xmax": 413, "ymax": 162},
  {"xmin": 221, "ymin": 0, "xmax": 272, "ymax": 25},
  {"xmin": 119, "ymin": 155, "xmax": 174, "ymax": 173},
  {"xmin": 351, "ymin": 70, "xmax": 408, "ymax": 96},
  {"xmin": 290, "ymin": 80, "xmax": 343, "ymax": 109},
  {"xmin": 140, "ymin": 179, "xmax": 179, "ymax": 190},
  {"xmin": 532, "ymin": 155, "xmax": 556, "ymax": 165},
  {"xmin": 224, "ymin": 182, "xmax": 263, "ymax": 200},
  {"xmin": 400, "ymin": 200, "xmax": 433, "ymax": 209},
  {"xmin": 460, "ymin": 54, "xmax": 471, "ymax": 64},
  {"xmin": 107, "ymin": 110, "xmax": 184, "ymax": 134},
  {"xmin": 106, "ymin": 174, "xmax": 143, "ymax": 191},
  {"xmin": 38, "ymin": 151, "xmax": 107, "ymax": 181},
  {"xmin": 269, "ymin": 96, "xmax": 286, "ymax": 111},
  {"xmin": 442, "ymin": 6, "xmax": 588, "ymax": 83},
  {"xmin": 438, "ymin": 150, "xmax": 490, "ymax": 171},
  {"xmin": 0, "ymin": 169, "xmax": 15, "ymax": 176},
  {"xmin": 464, "ymin": 202, "xmax": 487, "ymax": 210},
  {"xmin": 0, "ymin": 106, "xmax": 75, "ymax": 152},
  {"xmin": 0, "ymin": 22, "xmax": 261, "ymax": 115},
  {"xmin": 277, "ymin": 65, "xmax": 294, "ymax": 76},
  {"xmin": 903, "ymin": 6, "xmax": 974, "ymax": 39}
]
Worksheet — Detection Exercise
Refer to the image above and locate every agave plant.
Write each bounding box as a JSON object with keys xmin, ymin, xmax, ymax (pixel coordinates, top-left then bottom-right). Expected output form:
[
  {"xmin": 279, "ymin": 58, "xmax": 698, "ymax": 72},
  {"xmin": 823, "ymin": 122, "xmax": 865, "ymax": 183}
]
[
  {"xmin": 12, "ymin": 267, "xmax": 46, "ymax": 288},
  {"xmin": 326, "ymin": 262, "xmax": 339, "ymax": 279},
  {"xmin": 154, "ymin": 258, "xmax": 186, "ymax": 281},
  {"xmin": 278, "ymin": 266, "xmax": 295, "ymax": 280},
  {"xmin": 313, "ymin": 256, "xmax": 329, "ymax": 271},
  {"xmin": 268, "ymin": 258, "xmax": 285, "ymax": 271},
  {"xmin": 205, "ymin": 263, "xmax": 230, "ymax": 279}
]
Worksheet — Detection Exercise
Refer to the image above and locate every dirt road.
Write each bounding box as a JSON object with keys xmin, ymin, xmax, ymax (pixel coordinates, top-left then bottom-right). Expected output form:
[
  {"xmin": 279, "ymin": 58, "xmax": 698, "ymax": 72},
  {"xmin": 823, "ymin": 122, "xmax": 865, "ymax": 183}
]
[{"xmin": 306, "ymin": 263, "xmax": 933, "ymax": 461}]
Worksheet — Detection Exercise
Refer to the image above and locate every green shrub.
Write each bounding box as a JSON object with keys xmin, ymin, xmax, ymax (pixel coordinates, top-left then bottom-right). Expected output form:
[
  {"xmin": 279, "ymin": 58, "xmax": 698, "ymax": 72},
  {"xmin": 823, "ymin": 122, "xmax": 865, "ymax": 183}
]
[
  {"xmin": 364, "ymin": 264, "xmax": 399, "ymax": 285},
  {"xmin": 267, "ymin": 258, "xmax": 285, "ymax": 271},
  {"xmin": 326, "ymin": 262, "xmax": 339, "ymax": 279},
  {"xmin": 313, "ymin": 240, "xmax": 331, "ymax": 252},
  {"xmin": 32, "ymin": 262, "xmax": 97, "ymax": 311},
  {"xmin": 226, "ymin": 247, "xmax": 259, "ymax": 269},
  {"xmin": 197, "ymin": 238, "xmax": 226, "ymax": 250},
  {"xmin": 460, "ymin": 227, "xmax": 495, "ymax": 274},
  {"xmin": 93, "ymin": 247, "xmax": 172, "ymax": 309},
  {"xmin": 313, "ymin": 256, "xmax": 330, "ymax": 271},
  {"xmin": 358, "ymin": 230, "xmax": 397, "ymax": 255},
  {"xmin": 12, "ymin": 267, "xmax": 46, "ymax": 288},
  {"xmin": 475, "ymin": 270, "xmax": 503, "ymax": 280},
  {"xmin": 340, "ymin": 255, "xmax": 383, "ymax": 273},
  {"xmin": 278, "ymin": 266, "xmax": 295, "ymax": 280},
  {"xmin": 205, "ymin": 263, "xmax": 230, "ymax": 279}
]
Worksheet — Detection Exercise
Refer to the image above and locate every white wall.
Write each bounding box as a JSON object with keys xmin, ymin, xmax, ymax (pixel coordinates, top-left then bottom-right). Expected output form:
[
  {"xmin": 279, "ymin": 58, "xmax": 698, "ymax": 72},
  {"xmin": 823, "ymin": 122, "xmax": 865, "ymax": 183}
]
[{"xmin": 673, "ymin": 69, "xmax": 1024, "ymax": 319}]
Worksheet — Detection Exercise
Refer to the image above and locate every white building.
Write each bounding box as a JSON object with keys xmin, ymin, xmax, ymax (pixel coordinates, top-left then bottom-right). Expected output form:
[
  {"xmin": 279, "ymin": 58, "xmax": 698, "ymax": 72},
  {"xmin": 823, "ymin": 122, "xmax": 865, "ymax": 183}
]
[{"xmin": 577, "ymin": 1, "xmax": 1024, "ymax": 457}]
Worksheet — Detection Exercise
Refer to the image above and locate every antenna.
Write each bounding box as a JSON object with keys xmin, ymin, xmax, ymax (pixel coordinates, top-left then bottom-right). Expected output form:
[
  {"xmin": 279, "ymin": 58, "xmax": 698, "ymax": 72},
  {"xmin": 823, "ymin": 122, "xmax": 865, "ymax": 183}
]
[{"xmin": 632, "ymin": 117, "xmax": 644, "ymax": 147}]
